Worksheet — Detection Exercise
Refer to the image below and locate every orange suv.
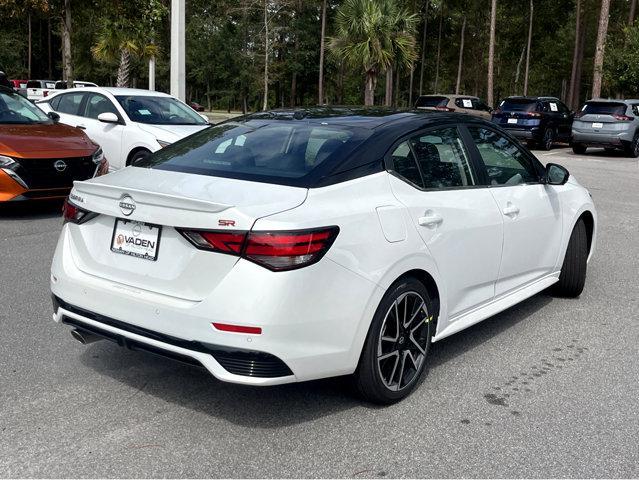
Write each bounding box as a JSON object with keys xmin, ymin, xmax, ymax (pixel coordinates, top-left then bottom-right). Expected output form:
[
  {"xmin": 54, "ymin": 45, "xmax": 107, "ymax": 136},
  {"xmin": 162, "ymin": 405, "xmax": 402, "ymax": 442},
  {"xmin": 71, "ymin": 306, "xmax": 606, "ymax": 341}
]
[{"xmin": 0, "ymin": 86, "xmax": 107, "ymax": 202}]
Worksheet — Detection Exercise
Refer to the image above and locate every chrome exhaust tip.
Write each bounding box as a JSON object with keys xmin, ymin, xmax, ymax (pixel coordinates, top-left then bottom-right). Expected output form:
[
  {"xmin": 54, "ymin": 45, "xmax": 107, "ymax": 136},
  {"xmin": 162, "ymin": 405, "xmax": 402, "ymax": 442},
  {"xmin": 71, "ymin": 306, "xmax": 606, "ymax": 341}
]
[{"xmin": 71, "ymin": 329, "xmax": 103, "ymax": 345}]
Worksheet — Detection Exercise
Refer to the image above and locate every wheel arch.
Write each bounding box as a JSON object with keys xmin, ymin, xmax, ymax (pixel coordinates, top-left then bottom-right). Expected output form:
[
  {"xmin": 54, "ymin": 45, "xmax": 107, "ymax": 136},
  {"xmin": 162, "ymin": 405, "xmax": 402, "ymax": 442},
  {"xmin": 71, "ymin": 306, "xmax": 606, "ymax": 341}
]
[
  {"xmin": 394, "ymin": 269, "xmax": 441, "ymax": 323},
  {"xmin": 578, "ymin": 209, "xmax": 595, "ymax": 257},
  {"xmin": 126, "ymin": 147, "xmax": 152, "ymax": 166}
]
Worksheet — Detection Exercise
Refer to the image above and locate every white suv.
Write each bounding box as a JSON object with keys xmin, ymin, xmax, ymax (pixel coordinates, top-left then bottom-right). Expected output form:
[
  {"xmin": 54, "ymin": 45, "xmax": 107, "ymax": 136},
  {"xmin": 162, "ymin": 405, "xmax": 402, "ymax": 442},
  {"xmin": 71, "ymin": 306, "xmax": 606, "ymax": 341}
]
[{"xmin": 37, "ymin": 87, "xmax": 209, "ymax": 170}]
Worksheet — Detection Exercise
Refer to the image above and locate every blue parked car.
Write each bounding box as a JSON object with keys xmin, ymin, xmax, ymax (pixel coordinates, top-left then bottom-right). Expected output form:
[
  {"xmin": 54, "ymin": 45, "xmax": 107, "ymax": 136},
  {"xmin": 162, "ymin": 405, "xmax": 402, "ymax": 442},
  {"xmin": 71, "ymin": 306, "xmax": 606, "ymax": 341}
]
[{"xmin": 491, "ymin": 96, "xmax": 574, "ymax": 150}]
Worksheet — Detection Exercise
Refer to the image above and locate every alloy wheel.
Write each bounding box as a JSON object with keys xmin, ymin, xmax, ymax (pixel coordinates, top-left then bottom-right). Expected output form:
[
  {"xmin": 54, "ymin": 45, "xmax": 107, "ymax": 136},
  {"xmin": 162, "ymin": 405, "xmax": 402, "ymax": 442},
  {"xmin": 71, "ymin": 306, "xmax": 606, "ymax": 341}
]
[{"xmin": 377, "ymin": 291, "xmax": 430, "ymax": 392}]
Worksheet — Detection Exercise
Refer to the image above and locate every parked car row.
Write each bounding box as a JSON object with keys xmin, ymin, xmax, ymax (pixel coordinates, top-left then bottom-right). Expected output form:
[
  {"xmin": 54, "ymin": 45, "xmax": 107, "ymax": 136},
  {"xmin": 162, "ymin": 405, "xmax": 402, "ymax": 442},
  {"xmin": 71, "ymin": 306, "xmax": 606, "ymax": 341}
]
[{"xmin": 415, "ymin": 94, "xmax": 639, "ymax": 157}]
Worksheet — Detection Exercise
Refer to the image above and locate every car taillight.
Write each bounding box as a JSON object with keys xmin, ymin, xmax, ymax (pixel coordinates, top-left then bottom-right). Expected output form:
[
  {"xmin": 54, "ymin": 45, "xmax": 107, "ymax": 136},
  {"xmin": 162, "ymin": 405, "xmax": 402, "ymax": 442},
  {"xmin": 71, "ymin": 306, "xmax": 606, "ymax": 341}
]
[
  {"xmin": 435, "ymin": 106, "xmax": 455, "ymax": 112},
  {"xmin": 43, "ymin": 91, "xmax": 48, "ymax": 97},
  {"xmin": 527, "ymin": 111, "xmax": 542, "ymax": 117},
  {"xmin": 62, "ymin": 198, "xmax": 97, "ymax": 224},
  {"xmin": 575, "ymin": 111, "xmax": 585, "ymax": 118},
  {"xmin": 178, "ymin": 226, "xmax": 340, "ymax": 271},
  {"xmin": 613, "ymin": 114, "xmax": 634, "ymax": 121}
]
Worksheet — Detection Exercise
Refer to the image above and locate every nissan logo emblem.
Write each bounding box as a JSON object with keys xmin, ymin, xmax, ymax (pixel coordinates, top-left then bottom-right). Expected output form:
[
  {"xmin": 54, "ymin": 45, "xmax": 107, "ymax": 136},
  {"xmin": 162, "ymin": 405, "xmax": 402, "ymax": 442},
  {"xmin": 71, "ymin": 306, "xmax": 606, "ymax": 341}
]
[
  {"xmin": 119, "ymin": 195, "xmax": 136, "ymax": 216},
  {"xmin": 54, "ymin": 160, "xmax": 67, "ymax": 172}
]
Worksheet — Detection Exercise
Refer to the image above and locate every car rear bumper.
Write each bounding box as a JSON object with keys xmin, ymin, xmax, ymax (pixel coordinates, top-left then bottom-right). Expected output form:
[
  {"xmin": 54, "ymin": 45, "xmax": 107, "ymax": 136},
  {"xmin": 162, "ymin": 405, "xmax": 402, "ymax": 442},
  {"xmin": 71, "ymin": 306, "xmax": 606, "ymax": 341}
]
[
  {"xmin": 571, "ymin": 130, "xmax": 632, "ymax": 146},
  {"xmin": 50, "ymin": 225, "xmax": 383, "ymax": 385},
  {"xmin": 501, "ymin": 127, "xmax": 541, "ymax": 140}
]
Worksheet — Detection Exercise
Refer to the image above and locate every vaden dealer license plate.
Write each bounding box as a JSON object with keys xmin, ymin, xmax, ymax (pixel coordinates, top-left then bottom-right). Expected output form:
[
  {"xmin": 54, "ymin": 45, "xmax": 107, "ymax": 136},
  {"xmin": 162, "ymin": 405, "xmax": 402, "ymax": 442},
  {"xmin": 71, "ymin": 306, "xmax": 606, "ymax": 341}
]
[{"xmin": 111, "ymin": 219, "xmax": 161, "ymax": 261}]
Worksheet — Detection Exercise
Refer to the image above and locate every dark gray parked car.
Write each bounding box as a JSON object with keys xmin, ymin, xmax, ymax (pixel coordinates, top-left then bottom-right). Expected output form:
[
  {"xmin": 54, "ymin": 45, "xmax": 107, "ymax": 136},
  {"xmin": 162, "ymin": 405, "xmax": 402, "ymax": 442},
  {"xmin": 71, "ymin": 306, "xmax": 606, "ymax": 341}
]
[{"xmin": 571, "ymin": 99, "xmax": 639, "ymax": 157}]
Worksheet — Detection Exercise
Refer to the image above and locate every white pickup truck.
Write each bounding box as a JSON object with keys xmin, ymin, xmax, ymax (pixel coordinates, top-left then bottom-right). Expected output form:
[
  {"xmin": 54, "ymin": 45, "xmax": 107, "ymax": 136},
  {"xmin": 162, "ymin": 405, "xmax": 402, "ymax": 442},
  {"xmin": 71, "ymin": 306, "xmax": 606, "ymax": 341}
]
[{"xmin": 26, "ymin": 80, "xmax": 56, "ymax": 101}]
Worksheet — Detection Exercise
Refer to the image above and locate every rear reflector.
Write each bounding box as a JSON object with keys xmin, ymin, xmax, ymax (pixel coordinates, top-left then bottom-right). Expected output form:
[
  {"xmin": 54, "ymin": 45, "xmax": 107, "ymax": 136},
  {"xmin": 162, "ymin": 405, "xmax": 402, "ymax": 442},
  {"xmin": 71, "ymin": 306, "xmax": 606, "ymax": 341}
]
[
  {"xmin": 178, "ymin": 226, "xmax": 339, "ymax": 271},
  {"xmin": 212, "ymin": 323, "xmax": 262, "ymax": 335}
]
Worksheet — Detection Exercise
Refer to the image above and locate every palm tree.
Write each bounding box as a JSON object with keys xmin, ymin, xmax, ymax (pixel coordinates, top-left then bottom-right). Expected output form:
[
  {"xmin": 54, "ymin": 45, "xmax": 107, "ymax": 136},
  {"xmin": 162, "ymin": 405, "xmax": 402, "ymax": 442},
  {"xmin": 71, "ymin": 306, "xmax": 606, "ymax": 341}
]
[
  {"xmin": 92, "ymin": 18, "xmax": 158, "ymax": 88},
  {"xmin": 329, "ymin": 0, "xmax": 419, "ymax": 106}
]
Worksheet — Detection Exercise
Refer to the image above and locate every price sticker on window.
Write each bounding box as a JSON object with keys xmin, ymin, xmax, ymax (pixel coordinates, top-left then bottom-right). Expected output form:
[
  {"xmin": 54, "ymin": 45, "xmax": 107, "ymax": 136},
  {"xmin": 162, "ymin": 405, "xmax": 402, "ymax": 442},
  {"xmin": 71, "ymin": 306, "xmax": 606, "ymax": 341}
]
[
  {"xmin": 462, "ymin": 99, "xmax": 473, "ymax": 108},
  {"xmin": 549, "ymin": 102, "xmax": 558, "ymax": 112}
]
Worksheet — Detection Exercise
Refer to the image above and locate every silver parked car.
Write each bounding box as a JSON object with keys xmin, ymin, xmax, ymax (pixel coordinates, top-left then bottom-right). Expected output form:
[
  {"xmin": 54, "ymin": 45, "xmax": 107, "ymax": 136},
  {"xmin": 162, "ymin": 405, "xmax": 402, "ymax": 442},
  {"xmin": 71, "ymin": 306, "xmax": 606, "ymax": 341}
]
[{"xmin": 571, "ymin": 99, "xmax": 639, "ymax": 157}]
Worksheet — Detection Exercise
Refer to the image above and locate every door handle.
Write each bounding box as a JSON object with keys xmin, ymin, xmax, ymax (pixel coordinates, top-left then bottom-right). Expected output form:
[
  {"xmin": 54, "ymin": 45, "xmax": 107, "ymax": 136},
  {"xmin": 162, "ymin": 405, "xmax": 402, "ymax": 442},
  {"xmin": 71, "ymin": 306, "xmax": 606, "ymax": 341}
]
[
  {"xmin": 76, "ymin": 125, "xmax": 86, "ymax": 130},
  {"xmin": 418, "ymin": 211, "xmax": 443, "ymax": 228},
  {"xmin": 502, "ymin": 203, "xmax": 520, "ymax": 217}
]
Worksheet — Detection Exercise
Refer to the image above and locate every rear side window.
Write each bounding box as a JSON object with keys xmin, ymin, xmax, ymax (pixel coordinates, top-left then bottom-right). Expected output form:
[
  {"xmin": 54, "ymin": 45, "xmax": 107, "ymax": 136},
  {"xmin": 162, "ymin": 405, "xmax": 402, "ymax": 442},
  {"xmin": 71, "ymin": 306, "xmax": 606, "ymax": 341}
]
[
  {"xmin": 500, "ymin": 99, "xmax": 539, "ymax": 112},
  {"xmin": 455, "ymin": 98, "xmax": 479, "ymax": 109},
  {"xmin": 468, "ymin": 127, "xmax": 538, "ymax": 186},
  {"xmin": 415, "ymin": 96, "xmax": 449, "ymax": 108},
  {"xmin": 56, "ymin": 92, "xmax": 85, "ymax": 116},
  {"xmin": 410, "ymin": 127, "xmax": 475, "ymax": 188},
  {"xmin": 139, "ymin": 121, "xmax": 370, "ymax": 182},
  {"xmin": 580, "ymin": 102, "xmax": 627, "ymax": 116}
]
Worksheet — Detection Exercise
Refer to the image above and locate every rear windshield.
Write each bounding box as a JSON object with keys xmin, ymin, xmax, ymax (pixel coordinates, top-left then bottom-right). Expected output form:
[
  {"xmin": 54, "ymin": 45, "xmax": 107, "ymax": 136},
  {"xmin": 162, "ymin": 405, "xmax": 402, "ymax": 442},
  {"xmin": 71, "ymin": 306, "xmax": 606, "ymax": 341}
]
[
  {"xmin": 499, "ymin": 99, "xmax": 538, "ymax": 112},
  {"xmin": 137, "ymin": 120, "xmax": 372, "ymax": 184},
  {"xmin": 415, "ymin": 96, "xmax": 449, "ymax": 108},
  {"xmin": 581, "ymin": 102, "xmax": 627, "ymax": 116}
]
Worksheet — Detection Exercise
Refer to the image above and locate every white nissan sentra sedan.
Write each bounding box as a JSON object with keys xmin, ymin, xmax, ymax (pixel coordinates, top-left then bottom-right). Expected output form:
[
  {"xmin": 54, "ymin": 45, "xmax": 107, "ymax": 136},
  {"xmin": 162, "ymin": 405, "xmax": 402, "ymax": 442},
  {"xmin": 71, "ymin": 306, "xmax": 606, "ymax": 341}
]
[
  {"xmin": 37, "ymin": 87, "xmax": 209, "ymax": 171},
  {"xmin": 50, "ymin": 108, "xmax": 596, "ymax": 403}
]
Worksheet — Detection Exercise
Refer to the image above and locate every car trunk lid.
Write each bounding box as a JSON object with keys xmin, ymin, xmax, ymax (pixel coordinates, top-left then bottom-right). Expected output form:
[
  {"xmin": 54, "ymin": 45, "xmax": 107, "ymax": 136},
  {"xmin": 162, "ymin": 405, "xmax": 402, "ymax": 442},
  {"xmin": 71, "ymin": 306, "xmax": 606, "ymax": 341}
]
[{"xmin": 67, "ymin": 167, "xmax": 308, "ymax": 300}]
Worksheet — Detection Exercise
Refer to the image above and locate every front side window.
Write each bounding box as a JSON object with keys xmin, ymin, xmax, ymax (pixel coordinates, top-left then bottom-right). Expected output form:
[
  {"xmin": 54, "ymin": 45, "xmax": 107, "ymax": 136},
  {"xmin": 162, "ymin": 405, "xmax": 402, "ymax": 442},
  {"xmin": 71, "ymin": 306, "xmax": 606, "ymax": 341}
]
[
  {"xmin": 0, "ymin": 89, "xmax": 51, "ymax": 124},
  {"xmin": 410, "ymin": 127, "xmax": 475, "ymax": 188},
  {"xmin": 468, "ymin": 127, "xmax": 539, "ymax": 186},
  {"xmin": 85, "ymin": 93, "xmax": 119, "ymax": 120},
  {"xmin": 56, "ymin": 92, "xmax": 86, "ymax": 116},
  {"xmin": 115, "ymin": 95, "xmax": 206, "ymax": 125}
]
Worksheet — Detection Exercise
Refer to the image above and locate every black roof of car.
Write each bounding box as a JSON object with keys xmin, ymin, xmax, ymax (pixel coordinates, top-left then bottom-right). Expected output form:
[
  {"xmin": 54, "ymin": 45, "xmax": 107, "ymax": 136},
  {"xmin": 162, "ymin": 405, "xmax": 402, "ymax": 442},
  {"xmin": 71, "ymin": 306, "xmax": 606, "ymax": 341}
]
[
  {"xmin": 240, "ymin": 106, "xmax": 488, "ymax": 131},
  {"xmin": 503, "ymin": 96, "xmax": 560, "ymax": 101}
]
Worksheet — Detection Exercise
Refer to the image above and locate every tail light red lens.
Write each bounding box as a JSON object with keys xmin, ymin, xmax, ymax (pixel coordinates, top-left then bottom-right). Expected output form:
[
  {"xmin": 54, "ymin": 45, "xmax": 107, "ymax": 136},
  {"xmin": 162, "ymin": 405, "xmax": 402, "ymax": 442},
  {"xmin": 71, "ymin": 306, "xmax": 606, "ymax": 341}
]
[
  {"xmin": 613, "ymin": 114, "xmax": 634, "ymax": 121},
  {"xmin": 435, "ymin": 106, "xmax": 455, "ymax": 112},
  {"xmin": 62, "ymin": 198, "xmax": 97, "ymax": 224},
  {"xmin": 178, "ymin": 226, "xmax": 339, "ymax": 271}
]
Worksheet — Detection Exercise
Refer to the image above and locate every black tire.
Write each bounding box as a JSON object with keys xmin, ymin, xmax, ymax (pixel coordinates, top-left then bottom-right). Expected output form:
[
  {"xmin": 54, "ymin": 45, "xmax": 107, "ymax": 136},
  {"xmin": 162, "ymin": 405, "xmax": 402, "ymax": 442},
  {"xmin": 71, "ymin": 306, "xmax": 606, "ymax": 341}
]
[
  {"xmin": 623, "ymin": 135, "xmax": 639, "ymax": 158},
  {"xmin": 354, "ymin": 276, "xmax": 434, "ymax": 404},
  {"xmin": 552, "ymin": 219, "xmax": 588, "ymax": 298},
  {"xmin": 128, "ymin": 149, "xmax": 151, "ymax": 166},
  {"xmin": 572, "ymin": 143, "xmax": 587, "ymax": 155},
  {"xmin": 540, "ymin": 127, "xmax": 555, "ymax": 151}
]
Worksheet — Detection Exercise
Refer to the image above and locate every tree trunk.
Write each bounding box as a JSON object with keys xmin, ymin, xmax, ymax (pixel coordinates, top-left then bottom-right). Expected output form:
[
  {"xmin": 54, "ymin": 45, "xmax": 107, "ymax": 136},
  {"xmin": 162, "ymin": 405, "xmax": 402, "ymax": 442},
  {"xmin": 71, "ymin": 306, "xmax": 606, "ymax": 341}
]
[
  {"xmin": 116, "ymin": 48, "xmax": 131, "ymax": 88},
  {"xmin": 409, "ymin": 63, "xmax": 415, "ymax": 106},
  {"xmin": 262, "ymin": 0, "xmax": 269, "ymax": 111},
  {"xmin": 567, "ymin": 0, "xmax": 582, "ymax": 109},
  {"xmin": 318, "ymin": 0, "xmax": 327, "ymax": 105},
  {"xmin": 455, "ymin": 16, "xmax": 466, "ymax": 95},
  {"xmin": 434, "ymin": 4, "xmax": 443, "ymax": 92},
  {"xmin": 514, "ymin": 44, "xmax": 525, "ymax": 91},
  {"xmin": 27, "ymin": 13, "xmax": 32, "ymax": 79},
  {"xmin": 629, "ymin": 0, "xmax": 637, "ymax": 24},
  {"xmin": 384, "ymin": 68, "xmax": 393, "ymax": 106},
  {"xmin": 418, "ymin": 0, "xmax": 430, "ymax": 96},
  {"xmin": 592, "ymin": 0, "xmax": 611, "ymax": 99},
  {"xmin": 365, "ymin": 70, "xmax": 376, "ymax": 106},
  {"xmin": 47, "ymin": 18, "xmax": 52, "ymax": 78},
  {"xmin": 523, "ymin": 0, "xmax": 533, "ymax": 96},
  {"xmin": 394, "ymin": 65, "xmax": 400, "ymax": 107},
  {"xmin": 487, "ymin": 0, "xmax": 497, "ymax": 107},
  {"xmin": 61, "ymin": 0, "xmax": 73, "ymax": 88}
]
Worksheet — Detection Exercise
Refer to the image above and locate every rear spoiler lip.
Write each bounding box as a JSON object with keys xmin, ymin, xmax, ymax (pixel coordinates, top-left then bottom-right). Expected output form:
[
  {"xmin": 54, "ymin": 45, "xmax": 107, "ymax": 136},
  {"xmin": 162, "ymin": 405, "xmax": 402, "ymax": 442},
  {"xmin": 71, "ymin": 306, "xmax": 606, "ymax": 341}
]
[{"xmin": 72, "ymin": 180, "xmax": 233, "ymax": 214}]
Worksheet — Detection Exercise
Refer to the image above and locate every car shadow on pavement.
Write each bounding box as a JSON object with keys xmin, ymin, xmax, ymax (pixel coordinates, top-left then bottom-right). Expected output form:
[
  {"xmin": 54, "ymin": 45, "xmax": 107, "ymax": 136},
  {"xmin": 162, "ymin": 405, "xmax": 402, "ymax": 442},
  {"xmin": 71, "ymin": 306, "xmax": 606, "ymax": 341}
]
[
  {"xmin": 0, "ymin": 200, "xmax": 63, "ymax": 220},
  {"xmin": 77, "ymin": 291, "xmax": 554, "ymax": 428}
]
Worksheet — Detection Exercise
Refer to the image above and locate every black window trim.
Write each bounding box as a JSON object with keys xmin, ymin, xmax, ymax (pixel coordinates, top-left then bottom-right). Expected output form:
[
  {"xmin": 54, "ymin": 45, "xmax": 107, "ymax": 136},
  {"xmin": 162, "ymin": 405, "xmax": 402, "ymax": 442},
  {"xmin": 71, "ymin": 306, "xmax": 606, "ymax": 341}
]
[
  {"xmin": 462, "ymin": 123, "xmax": 546, "ymax": 187},
  {"xmin": 384, "ymin": 123, "xmax": 487, "ymax": 192}
]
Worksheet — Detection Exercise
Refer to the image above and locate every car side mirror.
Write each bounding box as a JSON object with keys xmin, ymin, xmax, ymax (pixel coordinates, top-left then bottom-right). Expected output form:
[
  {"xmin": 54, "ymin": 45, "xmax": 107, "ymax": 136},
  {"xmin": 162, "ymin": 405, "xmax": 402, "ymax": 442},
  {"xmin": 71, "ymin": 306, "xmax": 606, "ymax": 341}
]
[
  {"xmin": 545, "ymin": 163, "xmax": 570, "ymax": 185},
  {"xmin": 47, "ymin": 111, "xmax": 60, "ymax": 122},
  {"xmin": 199, "ymin": 113, "xmax": 210, "ymax": 124},
  {"xmin": 97, "ymin": 112, "xmax": 120, "ymax": 124}
]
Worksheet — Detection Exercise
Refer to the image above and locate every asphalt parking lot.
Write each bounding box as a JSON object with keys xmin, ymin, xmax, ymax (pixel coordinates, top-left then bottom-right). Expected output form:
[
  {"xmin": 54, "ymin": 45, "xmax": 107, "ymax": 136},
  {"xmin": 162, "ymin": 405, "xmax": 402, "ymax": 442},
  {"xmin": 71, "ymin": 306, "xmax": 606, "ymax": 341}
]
[{"xmin": 0, "ymin": 147, "xmax": 637, "ymax": 478}]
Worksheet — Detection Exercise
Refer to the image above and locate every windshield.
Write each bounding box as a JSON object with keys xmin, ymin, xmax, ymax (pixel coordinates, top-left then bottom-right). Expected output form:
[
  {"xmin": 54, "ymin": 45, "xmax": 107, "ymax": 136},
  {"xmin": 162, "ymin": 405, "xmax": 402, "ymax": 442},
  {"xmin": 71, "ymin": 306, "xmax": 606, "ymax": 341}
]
[
  {"xmin": 115, "ymin": 95, "xmax": 207, "ymax": 125},
  {"xmin": 500, "ymin": 99, "xmax": 539, "ymax": 112},
  {"xmin": 0, "ymin": 89, "xmax": 51, "ymax": 124},
  {"xmin": 137, "ymin": 120, "xmax": 371, "ymax": 183},
  {"xmin": 415, "ymin": 96, "xmax": 449, "ymax": 108},
  {"xmin": 581, "ymin": 102, "xmax": 627, "ymax": 116}
]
